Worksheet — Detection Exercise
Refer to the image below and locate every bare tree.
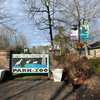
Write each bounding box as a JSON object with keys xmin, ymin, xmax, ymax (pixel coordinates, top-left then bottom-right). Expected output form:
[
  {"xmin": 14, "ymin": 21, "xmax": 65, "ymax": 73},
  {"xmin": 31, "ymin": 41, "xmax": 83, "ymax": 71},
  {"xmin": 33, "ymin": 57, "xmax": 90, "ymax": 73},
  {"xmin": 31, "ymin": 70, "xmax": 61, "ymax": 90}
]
[
  {"xmin": 0, "ymin": 27, "xmax": 28, "ymax": 52},
  {"xmin": 0, "ymin": 27, "xmax": 15, "ymax": 49},
  {"xmin": 0, "ymin": 0, "xmax": 12, "ymax": 27},
  {"xmin": 14, "ymin": 32, "xmax": 28, "ymax": 53},
  {"xmin": 23, "ymin": 0, "xmax": 61, "ymax": 47},
  {"xmin": 58, "ymin": 0, "xmax": 100, "ymax": 40},
  {"xmin": 23, "ymin": 0, "xmax": 100, "ymax": 53},
  {"xmin": 56, "ymin": 0, "xmax": 100, "ymax": 56}
]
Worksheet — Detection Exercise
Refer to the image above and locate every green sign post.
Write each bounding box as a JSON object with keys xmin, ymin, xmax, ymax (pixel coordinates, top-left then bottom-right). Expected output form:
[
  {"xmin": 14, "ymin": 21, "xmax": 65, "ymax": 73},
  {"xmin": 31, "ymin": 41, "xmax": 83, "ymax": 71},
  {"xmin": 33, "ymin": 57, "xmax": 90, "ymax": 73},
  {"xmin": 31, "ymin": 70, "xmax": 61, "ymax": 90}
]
[{"xmin": 80, "ymin": 24, "xmax": 90, "ymax": 56}]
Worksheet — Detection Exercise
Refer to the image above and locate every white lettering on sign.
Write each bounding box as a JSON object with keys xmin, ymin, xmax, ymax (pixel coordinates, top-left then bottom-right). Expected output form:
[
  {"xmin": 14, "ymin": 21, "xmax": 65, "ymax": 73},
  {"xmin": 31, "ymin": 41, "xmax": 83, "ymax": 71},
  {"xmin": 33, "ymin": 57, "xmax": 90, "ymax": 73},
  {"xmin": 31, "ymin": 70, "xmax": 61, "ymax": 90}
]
[
  {"xmin": 12, "ymin": 68, "xmax": 48, "ymax": 73},
  {"xmin": 13, "ymin": 54, "xmax": 48, "ymax": 58}
]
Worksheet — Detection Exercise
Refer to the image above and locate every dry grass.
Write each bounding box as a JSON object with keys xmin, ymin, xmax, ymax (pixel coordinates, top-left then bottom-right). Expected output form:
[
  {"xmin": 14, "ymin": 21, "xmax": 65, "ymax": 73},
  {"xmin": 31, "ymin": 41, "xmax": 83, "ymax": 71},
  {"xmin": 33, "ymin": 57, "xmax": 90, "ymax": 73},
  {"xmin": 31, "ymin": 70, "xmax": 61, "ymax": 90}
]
[
  {"xmin": 13, "ymin": 74, "xmax": 48, "ymax": 80},
  {"xmin": 61, "ymin": 54, "xmax": 90, "ymax": 85}
]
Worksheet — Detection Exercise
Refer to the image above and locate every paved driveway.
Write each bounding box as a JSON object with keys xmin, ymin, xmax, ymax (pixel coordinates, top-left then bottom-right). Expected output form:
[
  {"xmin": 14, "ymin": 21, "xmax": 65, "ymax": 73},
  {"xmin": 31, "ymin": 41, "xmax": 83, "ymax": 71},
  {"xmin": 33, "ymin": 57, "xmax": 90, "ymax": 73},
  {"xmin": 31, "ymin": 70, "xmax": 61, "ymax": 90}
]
[{"xmin": 0, "ymin": 79, "xmax": 100, "ymax": 100}]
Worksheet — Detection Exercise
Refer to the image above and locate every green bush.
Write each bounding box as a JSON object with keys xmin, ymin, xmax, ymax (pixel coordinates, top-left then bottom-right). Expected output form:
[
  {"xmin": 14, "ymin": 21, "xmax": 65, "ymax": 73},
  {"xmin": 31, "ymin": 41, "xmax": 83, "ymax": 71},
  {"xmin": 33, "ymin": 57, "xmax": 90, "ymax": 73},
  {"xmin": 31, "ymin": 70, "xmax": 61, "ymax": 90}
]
[{"xmin": 90, "ymin": 57, "xmax": 100, "ymax": 77}]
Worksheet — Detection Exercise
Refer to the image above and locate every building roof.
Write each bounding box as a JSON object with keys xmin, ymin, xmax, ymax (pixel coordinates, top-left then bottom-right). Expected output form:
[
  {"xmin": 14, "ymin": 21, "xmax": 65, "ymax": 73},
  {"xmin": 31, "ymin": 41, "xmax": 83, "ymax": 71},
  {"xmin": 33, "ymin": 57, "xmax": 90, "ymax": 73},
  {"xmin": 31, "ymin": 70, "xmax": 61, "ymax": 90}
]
[{"xmin": 88, "ymin": 41, "xmax": 100, "ymax": 49}]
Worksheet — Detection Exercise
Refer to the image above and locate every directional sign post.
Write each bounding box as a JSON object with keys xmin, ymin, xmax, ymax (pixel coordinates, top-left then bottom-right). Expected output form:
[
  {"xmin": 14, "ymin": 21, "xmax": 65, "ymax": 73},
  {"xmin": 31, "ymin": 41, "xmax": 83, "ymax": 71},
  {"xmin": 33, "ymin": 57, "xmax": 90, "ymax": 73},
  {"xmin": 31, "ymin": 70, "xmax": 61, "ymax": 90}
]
[{"xmin": 80, "ymin": 24, "xmax": 90, "ymax": 56}]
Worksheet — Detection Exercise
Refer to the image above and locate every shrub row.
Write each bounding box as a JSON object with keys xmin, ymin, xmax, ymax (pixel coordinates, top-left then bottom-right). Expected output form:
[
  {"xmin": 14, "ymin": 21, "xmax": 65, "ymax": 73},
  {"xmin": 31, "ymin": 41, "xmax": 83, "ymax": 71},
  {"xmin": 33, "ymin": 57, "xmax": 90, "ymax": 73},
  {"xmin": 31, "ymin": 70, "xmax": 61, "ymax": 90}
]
[{"xmin": 89, "ymin": 57, "xmax": 100, "ymax": 77}]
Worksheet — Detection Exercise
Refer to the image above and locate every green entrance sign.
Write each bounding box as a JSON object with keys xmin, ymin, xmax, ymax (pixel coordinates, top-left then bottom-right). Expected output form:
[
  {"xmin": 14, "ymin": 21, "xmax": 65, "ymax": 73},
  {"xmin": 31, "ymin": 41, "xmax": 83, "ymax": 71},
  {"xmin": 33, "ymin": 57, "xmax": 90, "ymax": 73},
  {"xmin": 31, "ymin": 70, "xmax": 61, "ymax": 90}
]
[{"xmin": 11, "ymin": 54, "xmax": 50, "ymax": 75}]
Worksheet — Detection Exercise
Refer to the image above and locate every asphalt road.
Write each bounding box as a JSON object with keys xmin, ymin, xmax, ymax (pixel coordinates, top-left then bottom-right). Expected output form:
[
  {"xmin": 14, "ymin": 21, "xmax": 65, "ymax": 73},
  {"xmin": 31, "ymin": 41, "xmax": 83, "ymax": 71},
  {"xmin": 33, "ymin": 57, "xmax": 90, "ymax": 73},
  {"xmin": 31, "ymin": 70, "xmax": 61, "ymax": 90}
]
[{"xmin": 0, "ymin": 79, "xmax": 100, "ymax": 100}]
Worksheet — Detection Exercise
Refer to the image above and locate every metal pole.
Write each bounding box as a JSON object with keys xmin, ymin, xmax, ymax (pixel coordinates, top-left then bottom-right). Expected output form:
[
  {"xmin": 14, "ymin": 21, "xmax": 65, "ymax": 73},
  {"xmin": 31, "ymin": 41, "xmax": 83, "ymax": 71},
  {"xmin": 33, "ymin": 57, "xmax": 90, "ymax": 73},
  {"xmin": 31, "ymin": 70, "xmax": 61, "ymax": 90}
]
[{"xmin": 82, "ymin": 18, "xmax": 89, "ymax": 57}]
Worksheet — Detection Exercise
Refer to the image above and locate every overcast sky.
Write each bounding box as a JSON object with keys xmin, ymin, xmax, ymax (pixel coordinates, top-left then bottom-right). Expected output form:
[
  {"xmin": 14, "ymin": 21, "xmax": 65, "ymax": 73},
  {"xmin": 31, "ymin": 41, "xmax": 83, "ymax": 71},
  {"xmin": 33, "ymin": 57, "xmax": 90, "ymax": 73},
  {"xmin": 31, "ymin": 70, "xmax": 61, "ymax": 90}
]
[{"xmin": 4, "ymin": 0, "xmax": 50, "ymax": 47}]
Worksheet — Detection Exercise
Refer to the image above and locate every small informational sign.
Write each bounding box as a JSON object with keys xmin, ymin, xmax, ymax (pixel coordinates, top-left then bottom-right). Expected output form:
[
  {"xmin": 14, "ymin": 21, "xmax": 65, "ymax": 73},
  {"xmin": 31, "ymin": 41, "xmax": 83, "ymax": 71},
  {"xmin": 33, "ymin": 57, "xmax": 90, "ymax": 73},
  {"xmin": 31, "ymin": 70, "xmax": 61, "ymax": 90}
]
[
  {"xmin": 70, "ymin": 33, "xmax": 79, "ymax": 40},
  {"xmin": 80, "ymin": 24, "xmax": 89, "ymax": 33},
  {"xmin": 80, "ymin": 33, "xmax": 90, "ymax": 40},
  {"xmin": 80, "ymin": 24, "xmax": 90, "ymax": 41},
  {"xmin": 11, "ymin": 54, "xmax": 50, "ymax": 74},
  {"xmin": 70, "ymin": 30, "xmax": 79, "ymax": 41}
]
